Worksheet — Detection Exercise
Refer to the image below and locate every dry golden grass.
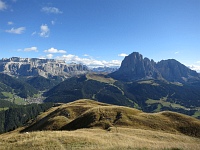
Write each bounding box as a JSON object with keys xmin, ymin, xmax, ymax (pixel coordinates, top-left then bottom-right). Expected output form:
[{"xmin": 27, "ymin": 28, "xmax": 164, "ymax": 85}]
[
  {"xmin": 1, "ymin": 99, "xmax": 200, "ymax": 150},
  {"xmin": 21, "ymin": 99, "xmax": 200, "ymax": 138},
  {"xmin": 1, "ymin": 127, "xmax": 200, "ymax": 150}
]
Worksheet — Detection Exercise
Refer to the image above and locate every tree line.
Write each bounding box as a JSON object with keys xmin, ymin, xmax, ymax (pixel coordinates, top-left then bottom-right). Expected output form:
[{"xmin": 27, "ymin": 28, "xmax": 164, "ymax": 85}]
[{"xmin": 0, "ymin": 103, "xmax": 53, "ymax": 133}]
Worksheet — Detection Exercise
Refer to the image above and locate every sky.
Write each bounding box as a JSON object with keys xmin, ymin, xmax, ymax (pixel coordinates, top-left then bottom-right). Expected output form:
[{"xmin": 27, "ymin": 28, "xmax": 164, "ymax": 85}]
[{"xmin": 0, "ymin": 0, "xmax": 200, "ymax": 71}]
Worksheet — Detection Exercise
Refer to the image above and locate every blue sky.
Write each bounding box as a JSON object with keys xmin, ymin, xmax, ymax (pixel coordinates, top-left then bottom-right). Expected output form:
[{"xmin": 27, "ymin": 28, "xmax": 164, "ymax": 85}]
[{"xmin": 0, "ymin": 0, "xmax": 200, "ymax": 71}]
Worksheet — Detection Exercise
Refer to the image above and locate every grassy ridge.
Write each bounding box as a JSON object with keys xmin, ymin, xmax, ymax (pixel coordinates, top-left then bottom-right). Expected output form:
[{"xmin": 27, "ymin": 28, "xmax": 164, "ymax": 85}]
[
  {"xmin": 22, "ymin": 99, "xmax": 200, "ymax": 138},
  {"xmin": 1, "ymin": 99, "xmax": 200, "ymax": 150}
]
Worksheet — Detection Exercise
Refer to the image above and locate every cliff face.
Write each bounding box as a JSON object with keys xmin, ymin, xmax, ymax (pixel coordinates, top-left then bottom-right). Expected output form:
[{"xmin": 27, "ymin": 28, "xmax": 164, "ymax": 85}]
[
  {"xmin": 0, "ymin": 57, "xmax": 89, "ymax": 78},
  {"xmin": 110, "ymin": 52, "xmax": 200, "ymax": 83},
  {"xmin": 110, "ymin": 52, "xmax": 162, "ymax": 81}
]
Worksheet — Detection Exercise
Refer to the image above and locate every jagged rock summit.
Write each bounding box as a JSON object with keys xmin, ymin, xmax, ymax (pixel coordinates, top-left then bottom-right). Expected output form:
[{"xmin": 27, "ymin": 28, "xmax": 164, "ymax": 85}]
[
  {"xmin": 110, "ymin": 52, "xmax": 200, "ymax": 83},
  {"xmin": 110, "ymin": 52, "xmax": 162, "ymax": 81},
  {"xmin": 0, "ymin": 57, "xmax": 89, "ymax": 79}
]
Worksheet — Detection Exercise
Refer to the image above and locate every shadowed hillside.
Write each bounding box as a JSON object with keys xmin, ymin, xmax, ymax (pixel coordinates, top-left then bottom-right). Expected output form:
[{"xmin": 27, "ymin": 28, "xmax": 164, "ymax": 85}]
[
  {"xmin": 0, "ymin": 73, "xmax": 38, "ymax": 98},
  {"xmin": 43, "ymin": 74, "xmax": 200, "ymax": 118}
]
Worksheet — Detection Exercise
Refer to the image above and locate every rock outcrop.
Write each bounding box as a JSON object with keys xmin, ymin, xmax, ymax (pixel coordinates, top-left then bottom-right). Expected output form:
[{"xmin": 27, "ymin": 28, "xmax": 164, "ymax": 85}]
[
  {"xmin": 110, "ymin": 52, "xmax": 200, "ymax": 83},
  {"xmin": 0, "ymin": 57, "xmax": 89, "ymax": 79}
]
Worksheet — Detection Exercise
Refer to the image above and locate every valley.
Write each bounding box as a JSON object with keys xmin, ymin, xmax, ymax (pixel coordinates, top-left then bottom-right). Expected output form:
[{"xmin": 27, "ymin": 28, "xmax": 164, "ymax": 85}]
[{"xmin": 2, "ymin": 0, "xmax": 200, "ymax": 149}]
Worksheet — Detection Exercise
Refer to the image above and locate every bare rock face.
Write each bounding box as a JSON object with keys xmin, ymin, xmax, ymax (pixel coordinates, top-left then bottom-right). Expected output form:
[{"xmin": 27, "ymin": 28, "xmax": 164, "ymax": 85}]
[
  {"xmin": 110, "ymin": 52, "xmax": 162, "ymax": 81},
  {"xmin": 110, "ymin": 52, "xmax": 200, "ymax": 83},
  {"xmin": 0, "ymin": 57, "xmax": 89, "ymax": 79},
  {"xmin": 156, "ymin": 59, "xmax": 200, "ymax": 83}
]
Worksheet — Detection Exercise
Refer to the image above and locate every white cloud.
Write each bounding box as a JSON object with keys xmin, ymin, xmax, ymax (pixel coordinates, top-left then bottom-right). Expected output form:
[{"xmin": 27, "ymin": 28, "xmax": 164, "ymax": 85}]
[
  {"xmin": 24, "ymin": 47, "xmax": 38, "ymax": 52},
  {"xmin": 56, "ymin": 54, "xmax": 121, "ymax": 68},
  {"xmin": 41, "ymin": 7, "xmax": 62, "ymax": 14},
  {"xmin": 46, "ymin": 54, "xmax": 53, "ymax": 59},
  {"xmin": 39, "ymin": 24, "xmax": 49, "ymax": 37},
  {"xmin": 5, "ymin": 27, "xmax": 26, "ymax": 34},
  {"xmin": 118, "ymin": 53, "xmax": 128, "ymax": 57},
  {"xmin": 196, "ymin": 61, "xmax": 200, "ymax": 64},
  {"xmin": 8, "ymin": 21, "xmax": 13, "ymax": 25},
  {"xmin": 44, "ymin": 47, "xmax": 66, "ymax": 54},
  {"xmin": 188, "ymin": 65, "xmax": 200, "ymax": 73},
  {"xmin": 0, "ymin": 0, "xmax": 7, "ymax": 11}
]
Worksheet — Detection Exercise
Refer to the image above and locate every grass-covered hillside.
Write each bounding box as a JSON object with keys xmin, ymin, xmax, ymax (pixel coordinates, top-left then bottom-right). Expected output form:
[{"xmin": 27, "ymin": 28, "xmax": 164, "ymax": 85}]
[
  {"xmin": 1, "ymin": 99, "xmax": 200, "ymax": 150},
  {"xmin": 26, "ymin": 76, "xmax": 59, "ymax": 91},
  {"xmin": 21, "ymin": 99, "xmax": 200, "ymax": 138},
  {"xmin": 43, "ymin": 74, "xmax": 200, "ymax": 118},
  {"xmin": 0, "ymin": 73, "xmax": 38, "ymax": 99}
]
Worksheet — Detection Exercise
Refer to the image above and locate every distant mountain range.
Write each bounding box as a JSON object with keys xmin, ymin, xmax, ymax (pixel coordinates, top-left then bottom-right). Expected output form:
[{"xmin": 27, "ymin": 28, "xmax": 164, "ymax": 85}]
[
  {"xmin": 0, "ymin": 57, "xmax": 88, "ymax": 79},
  {"xmin": 0, "ymin": 52, "xmax": 200, "ymax": 119},
  {"xmin": 1, "ymin": 54, "xmax": 199, "ymax": 83},
  {"xmin": 110, "ymin": 52, "xmax": 200, "ymax": 83},
  {"xmin": 0, "ymin": 52, "xmax": 200, "ymax": 136}
]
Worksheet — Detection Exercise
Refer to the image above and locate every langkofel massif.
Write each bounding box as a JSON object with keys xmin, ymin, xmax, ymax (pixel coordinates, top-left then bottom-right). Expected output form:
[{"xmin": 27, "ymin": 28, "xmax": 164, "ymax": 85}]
[{"xmin": 110, "ymin": 52, "xmax": 200, "ymax": 83}]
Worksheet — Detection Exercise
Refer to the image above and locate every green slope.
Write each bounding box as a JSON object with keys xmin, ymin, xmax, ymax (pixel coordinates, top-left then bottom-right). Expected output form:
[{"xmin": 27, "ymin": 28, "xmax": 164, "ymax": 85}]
[
  {"xmin": 43, "ymin": 74, "xmax": 200, "ymax": 118},
  {"xmin": 0, "ymin": 73, "xmax": 38, "ymax": 98},
  {"xmin": 26, "ymin": 76, "xmax": 59, "ymax": 91}
]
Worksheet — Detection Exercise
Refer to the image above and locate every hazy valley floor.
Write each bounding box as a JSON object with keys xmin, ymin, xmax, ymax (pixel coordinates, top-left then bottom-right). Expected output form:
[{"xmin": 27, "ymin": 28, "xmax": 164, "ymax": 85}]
[{"xmin": 0, "ymin": 127, "xmax": 200, "ymax": 150}]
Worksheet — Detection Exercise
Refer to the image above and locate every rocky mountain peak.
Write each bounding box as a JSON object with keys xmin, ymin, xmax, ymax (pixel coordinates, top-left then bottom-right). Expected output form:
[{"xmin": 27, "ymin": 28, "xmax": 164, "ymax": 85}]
[
  {"xmin": 110, "ymin": 52, "xmax": 200, "ymax": 83},
  {"xmin": 110, "ymin": 52, "xmax": 162, "ymax": 81}
]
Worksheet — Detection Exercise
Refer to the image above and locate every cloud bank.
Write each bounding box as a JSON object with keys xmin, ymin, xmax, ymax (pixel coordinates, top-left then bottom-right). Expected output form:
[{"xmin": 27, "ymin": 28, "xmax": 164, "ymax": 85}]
[
  {"xmin": 44, "ymin": 47, "xmax": 66, "ymax": 54},
  {"xmin": 189, "ymin": 64, "xmax": 200, "ymax": 73},
  {"xmin": 46, "ymin": 54, "xmax": 53, "ymax": 59},
  {"xmin": 56, "ymin": 54, "xmax": 121, "ymax": 68}
]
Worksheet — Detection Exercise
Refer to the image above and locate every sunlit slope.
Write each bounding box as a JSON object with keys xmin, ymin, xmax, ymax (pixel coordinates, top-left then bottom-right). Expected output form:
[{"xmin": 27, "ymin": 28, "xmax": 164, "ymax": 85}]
[
  {"xmin": 1, "ymin": 128, "xmax": 200, "ymax": 150},
  {"xmin": 22, "ymin": 99, "xmax": 200, "ymax": 138}
]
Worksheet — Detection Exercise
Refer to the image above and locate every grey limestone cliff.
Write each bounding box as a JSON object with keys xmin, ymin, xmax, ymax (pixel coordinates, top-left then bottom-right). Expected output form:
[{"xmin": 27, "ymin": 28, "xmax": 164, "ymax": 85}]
[{"xmin": 0, "ymin": 57, "xmax": 89, "ymax": 78}]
